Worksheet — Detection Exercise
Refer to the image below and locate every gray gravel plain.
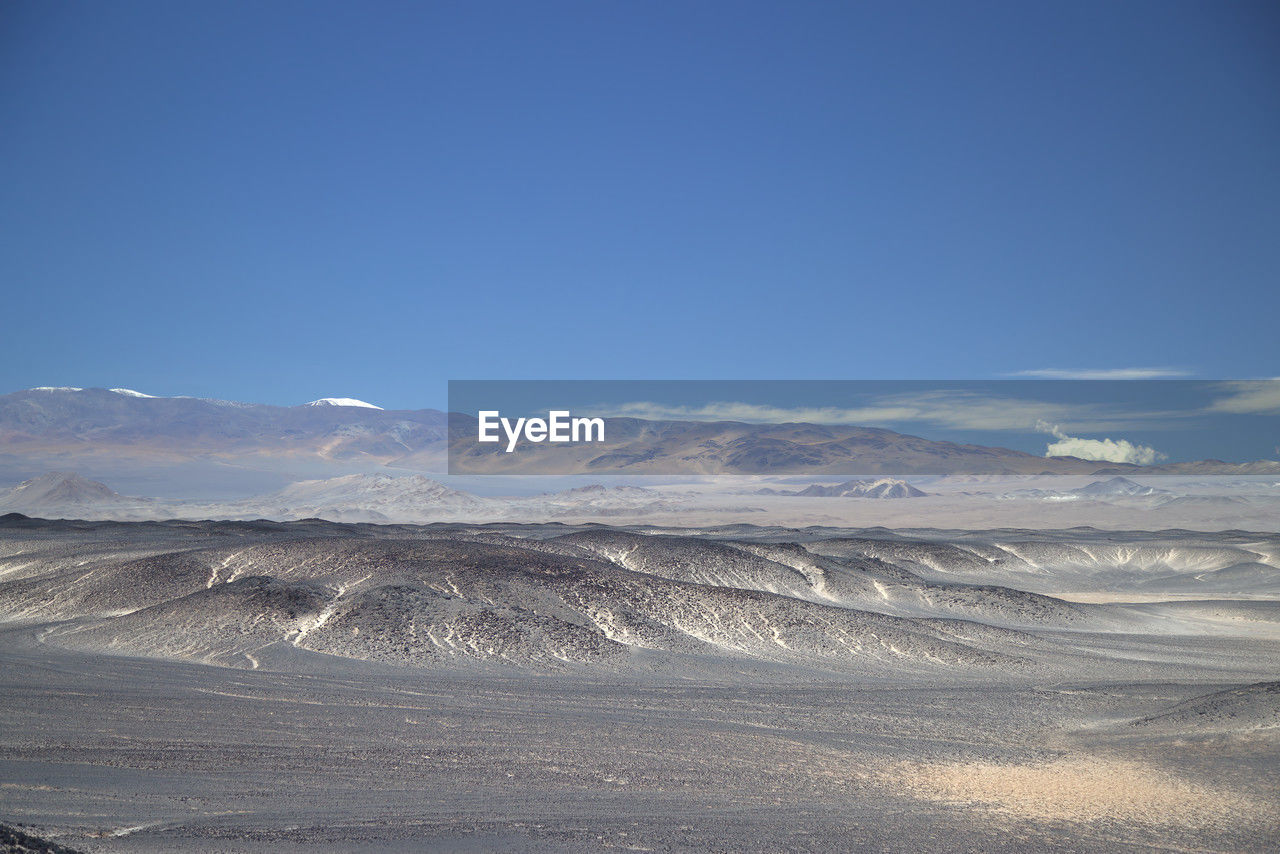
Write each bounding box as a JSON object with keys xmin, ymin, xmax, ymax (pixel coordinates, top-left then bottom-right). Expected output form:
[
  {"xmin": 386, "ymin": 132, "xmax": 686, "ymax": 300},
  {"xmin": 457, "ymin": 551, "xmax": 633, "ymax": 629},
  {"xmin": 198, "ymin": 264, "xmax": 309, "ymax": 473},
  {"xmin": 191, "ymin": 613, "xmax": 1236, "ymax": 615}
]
[{"xmin": 1, "ymin": 518, "xmax": 1276, "ymax": 852}]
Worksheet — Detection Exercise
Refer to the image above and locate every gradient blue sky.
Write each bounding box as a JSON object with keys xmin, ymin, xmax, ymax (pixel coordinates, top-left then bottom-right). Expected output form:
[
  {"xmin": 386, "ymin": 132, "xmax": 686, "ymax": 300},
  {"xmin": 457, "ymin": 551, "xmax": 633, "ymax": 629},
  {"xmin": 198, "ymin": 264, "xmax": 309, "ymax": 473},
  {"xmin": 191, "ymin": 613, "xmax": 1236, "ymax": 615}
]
[{"xmin": 3, "ymin": 1, "xmax": 1277, "ymax": 410}]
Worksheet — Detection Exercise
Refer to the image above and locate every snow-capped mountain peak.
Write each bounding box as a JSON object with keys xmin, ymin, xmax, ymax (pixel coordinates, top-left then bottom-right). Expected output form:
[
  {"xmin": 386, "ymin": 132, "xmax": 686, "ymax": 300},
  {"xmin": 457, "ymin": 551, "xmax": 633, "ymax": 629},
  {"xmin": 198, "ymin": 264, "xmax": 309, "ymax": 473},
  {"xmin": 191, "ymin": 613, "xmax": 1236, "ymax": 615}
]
[
  {"xmin": 27, "ymin": 387, "xmax": 157, "ymax": 398},
  {"xmin": 303, "ymin": 398, "xmax": 384, "ymax": 410}
]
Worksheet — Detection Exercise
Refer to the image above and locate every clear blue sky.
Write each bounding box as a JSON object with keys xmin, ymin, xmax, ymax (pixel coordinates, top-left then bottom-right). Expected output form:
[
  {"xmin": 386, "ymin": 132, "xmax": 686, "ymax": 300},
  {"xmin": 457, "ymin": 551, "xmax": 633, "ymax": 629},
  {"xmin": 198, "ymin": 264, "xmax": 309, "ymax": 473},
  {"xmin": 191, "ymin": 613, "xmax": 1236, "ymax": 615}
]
[{"xmin": 2, "ymin": 0, "xmax": 1277, "ymax": 410}]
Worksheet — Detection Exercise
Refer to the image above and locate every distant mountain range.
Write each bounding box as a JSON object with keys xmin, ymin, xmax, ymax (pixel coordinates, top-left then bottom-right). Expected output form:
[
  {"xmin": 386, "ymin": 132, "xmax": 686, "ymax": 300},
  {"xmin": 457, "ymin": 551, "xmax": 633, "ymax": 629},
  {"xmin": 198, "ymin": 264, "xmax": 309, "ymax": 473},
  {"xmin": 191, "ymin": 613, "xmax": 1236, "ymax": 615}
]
[
  {"xmin": 987, "ymin": 475, "xmax": 1253, "ymax": 510},
  {"xmin": 0, "ymin": 387, "xmax": 444, "ymax": 460},
  {"xmin": 5, "ymin": 469, "xmax": 1274, "ymax": 527},
  {"xmin": 0, "ymin": 387, "xmax": 448, "ymax": 490},
  {"xmin": 2, "ymin": 388, "xmax": 1277, "ymax": 489},
  {"xmin": 756, "ymin": 478, "xmax": 928, "ymax": 498},
  {"xmin": 0, "ymin": 471, "xmax": 739, "ymax": 523}
]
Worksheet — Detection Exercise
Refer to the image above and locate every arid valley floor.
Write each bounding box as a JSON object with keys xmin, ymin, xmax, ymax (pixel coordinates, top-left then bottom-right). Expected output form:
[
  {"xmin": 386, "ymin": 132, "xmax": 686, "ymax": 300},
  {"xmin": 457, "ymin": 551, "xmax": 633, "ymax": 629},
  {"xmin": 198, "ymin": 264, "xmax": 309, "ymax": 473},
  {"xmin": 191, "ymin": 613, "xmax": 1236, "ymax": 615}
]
[{"xmin": 1, "ymin": 515, "xmax": 1277, "ymax": 851}]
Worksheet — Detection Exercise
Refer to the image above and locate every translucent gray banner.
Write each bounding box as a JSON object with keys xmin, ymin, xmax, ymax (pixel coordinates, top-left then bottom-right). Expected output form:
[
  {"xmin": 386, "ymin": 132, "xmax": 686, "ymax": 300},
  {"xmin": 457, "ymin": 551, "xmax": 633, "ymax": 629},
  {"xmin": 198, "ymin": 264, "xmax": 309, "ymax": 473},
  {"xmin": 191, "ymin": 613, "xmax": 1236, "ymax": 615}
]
[{"xmin": 447, "ymin": 380, "xmax": 1280, "ymax": 476}]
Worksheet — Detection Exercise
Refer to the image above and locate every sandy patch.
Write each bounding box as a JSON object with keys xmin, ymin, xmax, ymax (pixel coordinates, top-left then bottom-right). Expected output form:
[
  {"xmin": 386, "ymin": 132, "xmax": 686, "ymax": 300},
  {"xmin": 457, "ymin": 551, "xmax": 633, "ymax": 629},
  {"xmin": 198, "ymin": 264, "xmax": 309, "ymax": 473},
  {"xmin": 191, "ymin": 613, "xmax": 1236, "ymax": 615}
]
[
  {"xmin": 882, "ymin": 754, "xmax": 1266, "ymax": 827},
  {"xmin": 1053, "ymin": 592, "xmax": 1279, "ymax": 604}
]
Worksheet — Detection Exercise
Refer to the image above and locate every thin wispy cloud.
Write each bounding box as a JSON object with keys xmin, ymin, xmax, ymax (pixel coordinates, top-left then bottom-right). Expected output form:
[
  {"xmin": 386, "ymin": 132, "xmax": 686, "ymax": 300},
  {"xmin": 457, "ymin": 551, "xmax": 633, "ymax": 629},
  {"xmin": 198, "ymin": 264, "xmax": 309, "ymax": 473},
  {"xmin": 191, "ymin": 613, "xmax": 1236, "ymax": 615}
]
[
  {"xmin": 1207, "ymin": 379, "xmax": 1280, "ymax": 415},
  {"xmin": 1009, "ymin": 368, "xmax": 1193, "ymax": 380},
  {"xmin": 597, "ymin": 391, "xmax": 1171, "ymax": 433}
]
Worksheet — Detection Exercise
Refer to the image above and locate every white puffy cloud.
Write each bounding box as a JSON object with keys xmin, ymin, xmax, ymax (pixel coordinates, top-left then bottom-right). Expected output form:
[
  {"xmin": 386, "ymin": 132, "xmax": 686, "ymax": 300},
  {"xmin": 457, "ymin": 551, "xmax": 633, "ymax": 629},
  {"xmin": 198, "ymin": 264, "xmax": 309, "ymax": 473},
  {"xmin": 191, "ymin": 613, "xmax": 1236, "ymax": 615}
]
[{"xmin": 1035, "ymin": 421, "xmax": 1164, "ymax": 466}]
